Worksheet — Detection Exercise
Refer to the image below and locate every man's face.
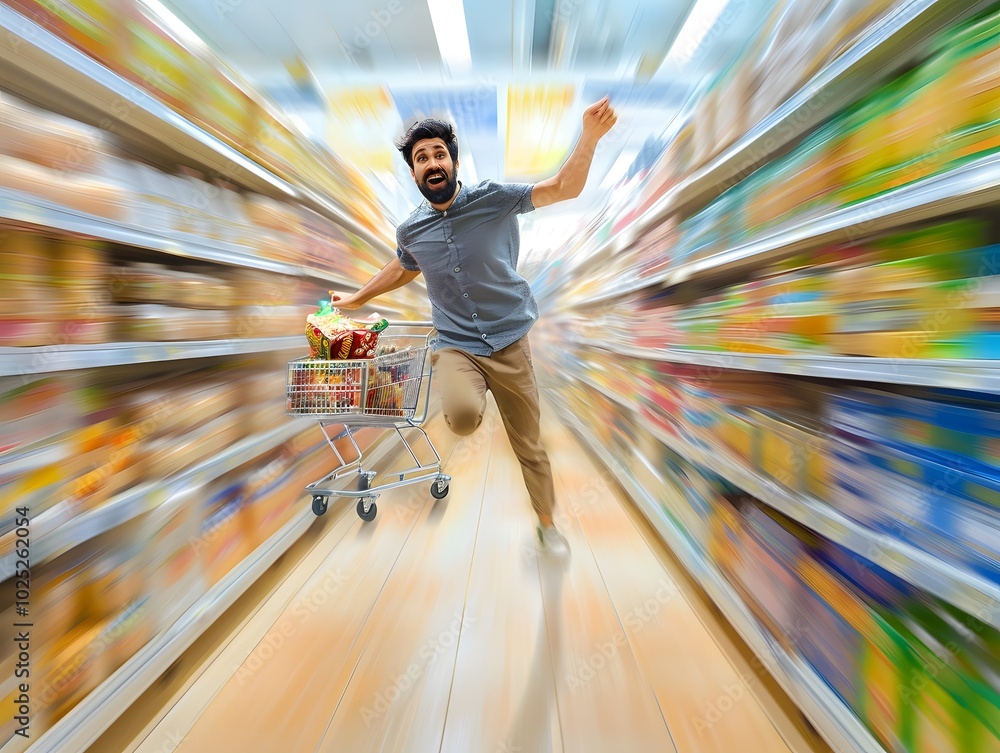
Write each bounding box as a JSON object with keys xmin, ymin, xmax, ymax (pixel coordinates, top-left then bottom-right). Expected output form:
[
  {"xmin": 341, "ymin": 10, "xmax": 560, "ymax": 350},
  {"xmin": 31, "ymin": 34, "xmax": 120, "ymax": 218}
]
[{"xmin": 410, "ymin": 137, "xmax": 458, "ymax": 204}]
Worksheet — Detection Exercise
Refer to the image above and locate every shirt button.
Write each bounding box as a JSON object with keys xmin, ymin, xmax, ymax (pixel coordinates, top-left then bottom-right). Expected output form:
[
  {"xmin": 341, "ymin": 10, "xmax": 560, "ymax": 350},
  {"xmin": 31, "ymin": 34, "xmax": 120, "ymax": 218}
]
[
  {"xmin": 454, "ymin": 266, "xmax": 460, "ymax": 273},
  {"xmin": 463, "ymin": 293, "xmax": 469, "ymax": 298},
  {"xmin": 482, "ymin": 334, "xmax": 487, "ymax": 340},
  {"xmin": 447, "ymin": 238, "xmax": 454, "ymax": 244},
  {"xmin": 472, "ymin": 313, "xmax": 478, "ymax": 319}
]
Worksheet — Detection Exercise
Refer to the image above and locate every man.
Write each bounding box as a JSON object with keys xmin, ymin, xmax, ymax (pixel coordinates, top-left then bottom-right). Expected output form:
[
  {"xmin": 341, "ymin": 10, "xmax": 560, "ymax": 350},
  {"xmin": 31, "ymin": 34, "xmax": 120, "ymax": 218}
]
[{"xmin": 331, "ymin": 96, "xmax": 617, "ymax": 555}]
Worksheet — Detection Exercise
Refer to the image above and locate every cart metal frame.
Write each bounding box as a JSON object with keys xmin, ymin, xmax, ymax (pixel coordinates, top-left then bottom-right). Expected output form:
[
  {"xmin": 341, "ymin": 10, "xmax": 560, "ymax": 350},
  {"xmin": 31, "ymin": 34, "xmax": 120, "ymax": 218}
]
[{"xmin": 286, "ymin": 324, "xmax": 450, "ymax": 521}]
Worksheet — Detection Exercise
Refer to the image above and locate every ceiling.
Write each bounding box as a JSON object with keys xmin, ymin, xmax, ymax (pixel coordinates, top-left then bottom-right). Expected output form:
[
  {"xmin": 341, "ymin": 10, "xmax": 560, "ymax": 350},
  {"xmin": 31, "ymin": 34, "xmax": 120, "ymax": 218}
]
[{"xmin": 158, "ymin": 0, "xmax": 771, "ymax": 255}]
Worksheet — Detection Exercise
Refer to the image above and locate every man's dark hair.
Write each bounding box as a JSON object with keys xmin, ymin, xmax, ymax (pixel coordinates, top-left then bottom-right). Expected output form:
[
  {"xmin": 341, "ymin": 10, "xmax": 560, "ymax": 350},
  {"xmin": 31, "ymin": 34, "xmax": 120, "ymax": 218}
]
[{"xmin": 395, "ymin": 118, "xmax": 459, "ymax": 169}]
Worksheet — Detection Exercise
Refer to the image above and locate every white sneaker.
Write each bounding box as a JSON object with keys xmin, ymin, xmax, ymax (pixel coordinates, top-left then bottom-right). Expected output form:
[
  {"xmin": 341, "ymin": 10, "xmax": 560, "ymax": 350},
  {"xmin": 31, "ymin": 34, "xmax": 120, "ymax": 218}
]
[{"xmin": 536, "ymin": 525, "xmax": 570, "ymax": 557}]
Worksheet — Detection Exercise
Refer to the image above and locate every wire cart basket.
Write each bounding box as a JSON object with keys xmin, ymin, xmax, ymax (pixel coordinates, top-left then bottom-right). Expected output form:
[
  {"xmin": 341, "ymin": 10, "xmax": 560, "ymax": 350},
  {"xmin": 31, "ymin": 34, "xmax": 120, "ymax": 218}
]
[{"xmin": 286, "ymin": 325, "xmax": 450, "ymax": 521}]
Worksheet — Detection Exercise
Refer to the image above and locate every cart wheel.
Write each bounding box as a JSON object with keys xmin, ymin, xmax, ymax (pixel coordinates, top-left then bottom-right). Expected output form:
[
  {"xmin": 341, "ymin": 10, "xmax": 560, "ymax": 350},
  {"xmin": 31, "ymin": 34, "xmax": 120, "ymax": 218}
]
[
  {"xmin": 357, "ymin": 498, "xmax": 377, "ymax": 522},
  {"xmin": 430, "ymin": 480, "xmax": 450, "ymax": 499},
  {"xmin": 312, "ymin": 495, "xmax": 329, "ymax": 516}
]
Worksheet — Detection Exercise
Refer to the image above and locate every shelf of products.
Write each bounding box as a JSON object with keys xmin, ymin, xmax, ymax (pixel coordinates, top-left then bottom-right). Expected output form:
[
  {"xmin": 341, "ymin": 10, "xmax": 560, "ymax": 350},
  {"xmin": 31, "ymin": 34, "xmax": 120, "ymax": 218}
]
[
  {"xmin": 0, "ymin": 188, "xmax": 365, "ymax": 285},
  {"xmin": 558, "ymin": 406, "xmax": 886, "ymax": 753},
  {"xmin": 2, "ymin": 356, "xmax": 298, "ymax": 566},
  {"xmin": 565, "ymin": 362, "xmax": 1000, "ymax": 628},
  {"xmin": 555, "ymin": 2, "xmax": 1000, "ymax": 312},
  {"xmin": 586, "ymin": 151, "xmax": 1000, "ymax": 304},
  {"xmin": 0, "ymin": 337, "xmax": 301, "ymax": 376},
  {"xmin": 571, "ymin": 209, "xmax": 1000, "ymax": 379},
  {"xmin": 0, "ymin": 224, "xmax": 422, "ymax": 357},
  {"xmin": 0, "ymin": 2, "xmax": 394, "ymax": 256},
  {"xmin": 664, "ymin": 157, "xmax": 1000, "ymax": 290},
  {"xmin": 0, "ymin": 418, "xmax": 311, "ymax": 579},
  {"xmin": 643, "ymin": 406, "xmax": 1000, "ymax": 628},
  {"xmin": 654, "ymin": 0, "xmax": 997, "ymax": 221},
  {"xmin": 586, "ymin": 341, "xmax": 1000, "ymax": 396},
  {"xmin": 559, "ymin": 0, "xmax": 995, "ymax": 279},
  {"xmin": 0, "ymin": 88, "xmax": 394, "ymax": 289},
  {"xmin": 26, "ymin": 505, "xmax": 314, "ymax": 753},
  {"xmin": 0, "ymin": 22, "xmax": 429, "ymax": 338}
]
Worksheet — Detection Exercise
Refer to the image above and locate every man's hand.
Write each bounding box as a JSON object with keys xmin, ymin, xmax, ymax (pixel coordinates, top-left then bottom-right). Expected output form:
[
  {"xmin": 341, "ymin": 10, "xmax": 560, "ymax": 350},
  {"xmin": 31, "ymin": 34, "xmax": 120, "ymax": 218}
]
[
  {"xmin": 530, "ymin": 97, "xmax": 618, "ymax": 209},
  {"xmin": 329, "ymin": 290, "xmax": 364, "ymax": 310},
  {"xmin": 582, "ymin": 96, "xmax": 617, "ymax": 144}
]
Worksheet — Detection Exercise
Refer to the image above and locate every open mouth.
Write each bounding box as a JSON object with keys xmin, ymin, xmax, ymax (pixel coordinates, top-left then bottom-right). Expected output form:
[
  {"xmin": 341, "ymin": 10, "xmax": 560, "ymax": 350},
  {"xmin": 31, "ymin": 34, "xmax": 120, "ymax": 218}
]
[{"xmin": 426, "ymin": 172, "xmax": 446, "ymax": 187}]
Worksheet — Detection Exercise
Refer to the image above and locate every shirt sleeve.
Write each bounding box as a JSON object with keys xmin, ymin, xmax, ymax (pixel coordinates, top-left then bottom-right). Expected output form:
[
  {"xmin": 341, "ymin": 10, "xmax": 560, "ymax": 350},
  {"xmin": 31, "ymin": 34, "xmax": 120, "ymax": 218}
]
[
  {"xmin": 489, "ymin": 181, "xmax": 536, "ymax": 216},
  {"xmin": 396, "ymin": 228, "xmax": 420, "ymax": 271}
]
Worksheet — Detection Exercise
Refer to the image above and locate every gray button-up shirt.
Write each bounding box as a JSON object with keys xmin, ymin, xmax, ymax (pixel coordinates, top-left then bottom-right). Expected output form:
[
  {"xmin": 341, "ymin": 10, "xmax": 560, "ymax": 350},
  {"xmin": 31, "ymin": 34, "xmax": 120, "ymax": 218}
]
[{"xmin": 396, "ymin": 180, "xmax": 538, "ymax": 355}]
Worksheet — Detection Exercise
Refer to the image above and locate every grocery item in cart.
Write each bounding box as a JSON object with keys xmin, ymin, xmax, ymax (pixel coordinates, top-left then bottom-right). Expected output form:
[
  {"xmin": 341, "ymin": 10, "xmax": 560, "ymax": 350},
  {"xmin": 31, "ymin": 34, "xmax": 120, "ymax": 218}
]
[
  {"xmin": 305, "ymin": 302, "xmax": 387, "ymax": 359},
  {"xmin": 289, "ymin": 360, "xmax": 364, "ymax": 413},
  {"xmin": 365, "ymin": 367, "xmax": 405, "ymax": 415}
]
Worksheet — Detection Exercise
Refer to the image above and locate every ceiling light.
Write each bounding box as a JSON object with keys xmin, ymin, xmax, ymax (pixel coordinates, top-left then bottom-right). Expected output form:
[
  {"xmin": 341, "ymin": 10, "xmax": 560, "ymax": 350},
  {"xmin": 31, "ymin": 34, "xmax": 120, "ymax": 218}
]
[
  {"xmin": 659, "ymin": 0, "xmax": 730, "ymax": 71},
  {"xmin": 427, "ymin": 0, "xmax": 473, "ymax": 76},
  {"xmin": 137, "ymin": 0, "xmax": 207, "ymax": 52}
]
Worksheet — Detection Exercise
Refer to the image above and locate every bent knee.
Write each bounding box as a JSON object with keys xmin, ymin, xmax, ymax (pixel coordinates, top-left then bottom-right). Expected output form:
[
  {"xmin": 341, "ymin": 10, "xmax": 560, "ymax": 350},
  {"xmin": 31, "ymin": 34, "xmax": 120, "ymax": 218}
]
[{"xmin": 445, "ymin": 408, "xmax": 483, "ymax": 437}]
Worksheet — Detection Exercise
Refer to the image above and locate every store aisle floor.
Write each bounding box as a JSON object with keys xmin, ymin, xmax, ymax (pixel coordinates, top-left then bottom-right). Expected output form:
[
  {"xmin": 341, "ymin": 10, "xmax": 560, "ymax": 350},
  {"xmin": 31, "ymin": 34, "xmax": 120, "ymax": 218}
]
[{"xmin": 89, "ymin": 399, "xmax": 832, "ymax": 753}]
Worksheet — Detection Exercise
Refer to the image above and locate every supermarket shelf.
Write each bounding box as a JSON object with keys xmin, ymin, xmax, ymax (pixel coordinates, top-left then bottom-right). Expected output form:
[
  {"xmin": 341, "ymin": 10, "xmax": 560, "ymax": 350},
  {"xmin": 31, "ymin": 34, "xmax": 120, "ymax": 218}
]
[
  {"xmin": 576, "ymin": 373, "xmax": 629, "ymax": 407},
  {"xmin": 558, "ymin": 406, "xmax": 885, "ymax": 753},
  {"xmin": 0, "ymin": 188, "xmax": 367, "ymax": 286},
  {"xmin": 0, "ymin": 188, "xmax": 420, "ymax": 310},
  {"xmin": 20, "ymin": 425, "xmax": 406, "ymax": 753},
  {"xmin": 586, "ymin": 339, "xmax": 1000, "ymax": 396},
  {"xmin": 567, "ymin": 372, "xmax": 1000, "ymax": 628},
  {"xmin": 565, "ymin": 370, "xmax": 634, "ymax": 414},
  {"xmin": 664, "ymin": 152, "xmax": 1000, "ymax": 288},
  {"xmin": 657, "ymin": 0, "xmax": 994, "ymax": 220},
  {"xmin": 23, "ymin": 505, "xmax": 313, "ymax": 753},
  {"xmin": 0, "ymin": 4, "xmax": 394, "ymax": 258},
  {"xmin": 647, "ymin": 419, "xmax": 1000, "ymax": 630},
  {"xmin": 586, "ymin": 151, "xmax": 1000, "ymax": 304},
  {"xmin": 295, "ymin": 187, "xmax": 395, "ymax": 262},
  {"xmin": 0, "ymin": 336, "xmax": 303, "ymax": 376},
  {"xmin": 586, "ymin": 0, "xmax": 995, "ymax": 270},
  {"xmin": 0, "ymin": 418, "xmax": 312, "ymax": 580},
  {"xmin": 0, "ymin": 438, "xmax": 69, "ymax": 477}
]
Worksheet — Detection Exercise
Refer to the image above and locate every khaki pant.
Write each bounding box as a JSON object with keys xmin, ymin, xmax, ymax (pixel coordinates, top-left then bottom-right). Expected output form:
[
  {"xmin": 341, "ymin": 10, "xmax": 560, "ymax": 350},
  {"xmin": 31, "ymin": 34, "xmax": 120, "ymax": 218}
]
[{"xmin": 430, "ymin": 335, "xmax": 555, "ymax": 520}]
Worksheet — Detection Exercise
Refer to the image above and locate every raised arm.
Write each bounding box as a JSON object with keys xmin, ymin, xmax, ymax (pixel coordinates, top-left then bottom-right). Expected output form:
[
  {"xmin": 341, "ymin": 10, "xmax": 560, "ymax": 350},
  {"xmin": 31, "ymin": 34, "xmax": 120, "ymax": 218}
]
[
  {"xmin": 330, "ymin": 256, "xmax": 421, "ymax": 310},
  {"xmin": 531, "ymin": 96, "xmax": 618, "ymax": 209}
]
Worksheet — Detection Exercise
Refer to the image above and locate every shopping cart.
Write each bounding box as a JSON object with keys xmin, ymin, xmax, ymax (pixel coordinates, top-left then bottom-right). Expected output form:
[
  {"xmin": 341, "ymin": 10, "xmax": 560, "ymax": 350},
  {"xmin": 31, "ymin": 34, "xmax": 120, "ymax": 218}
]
[{"xmin": 285, "ymin": 324, "xmax": 450, "ymax": 521}]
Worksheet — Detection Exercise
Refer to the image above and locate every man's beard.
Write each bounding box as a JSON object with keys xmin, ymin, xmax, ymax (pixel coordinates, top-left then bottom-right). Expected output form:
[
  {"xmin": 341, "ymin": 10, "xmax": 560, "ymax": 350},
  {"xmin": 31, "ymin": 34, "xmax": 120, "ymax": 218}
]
[{"xmin": 418, "ymin": 167, "xmax": 458, "ymax": 204}]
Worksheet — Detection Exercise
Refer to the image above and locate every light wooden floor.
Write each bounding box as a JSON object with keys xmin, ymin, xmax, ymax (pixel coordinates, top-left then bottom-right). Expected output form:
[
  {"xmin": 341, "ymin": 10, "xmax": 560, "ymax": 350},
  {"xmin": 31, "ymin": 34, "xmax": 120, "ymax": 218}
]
[{"xmin": 88, "ymin": 398, "xmax": 833, "ymax": 753}]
